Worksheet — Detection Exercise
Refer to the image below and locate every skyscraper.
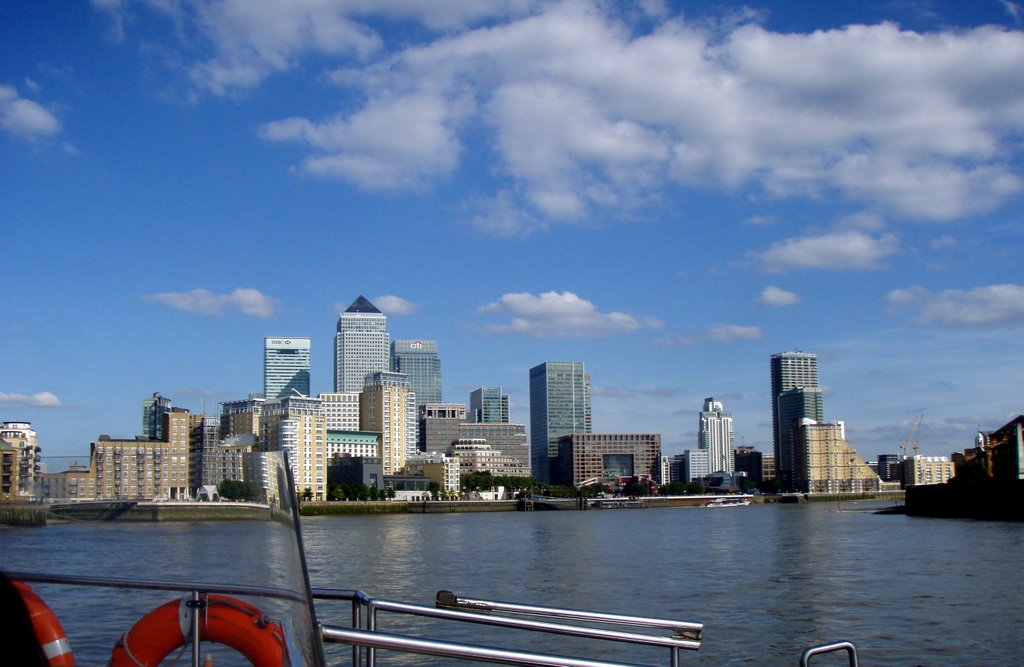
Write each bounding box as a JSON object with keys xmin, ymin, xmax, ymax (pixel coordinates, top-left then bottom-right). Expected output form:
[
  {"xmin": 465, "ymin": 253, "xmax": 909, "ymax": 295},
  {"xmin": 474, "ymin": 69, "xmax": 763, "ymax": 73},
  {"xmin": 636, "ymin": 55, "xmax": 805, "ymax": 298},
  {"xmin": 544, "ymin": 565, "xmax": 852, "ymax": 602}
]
[
  {"xmin": 263, "ymin": 337, "xmax": 311, "ymax": 399},
  {"xmin": 770, "ymin": 351, "xmax": 821, "ymax": 490},
  {"xmin": 469, "ymin": 386, "xmax": 510, "ymax": 423},
  {"xmin": 698, "ymin": 397, "xmax": 734, "ymax": 473},
  {"xmin": 529, "ymin": 361, "xmax": 591, "ymax": 483},
  {"xmin": 391, "ymin": 339, "xmax": 441, "ymax": 413},
  {"xmin": 334, "ymin": 296, "xmax": 389, "ymax": 393}
]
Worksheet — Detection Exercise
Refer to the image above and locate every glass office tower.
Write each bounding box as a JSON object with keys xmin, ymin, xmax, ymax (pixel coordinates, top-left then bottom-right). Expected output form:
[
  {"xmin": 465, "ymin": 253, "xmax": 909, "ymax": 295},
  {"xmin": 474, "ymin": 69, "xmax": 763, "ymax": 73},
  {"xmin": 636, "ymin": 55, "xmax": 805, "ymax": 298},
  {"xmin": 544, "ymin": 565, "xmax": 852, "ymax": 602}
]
[{"xmin": 529, "ymin": 361, "xmax": 591, "ymax": 483}]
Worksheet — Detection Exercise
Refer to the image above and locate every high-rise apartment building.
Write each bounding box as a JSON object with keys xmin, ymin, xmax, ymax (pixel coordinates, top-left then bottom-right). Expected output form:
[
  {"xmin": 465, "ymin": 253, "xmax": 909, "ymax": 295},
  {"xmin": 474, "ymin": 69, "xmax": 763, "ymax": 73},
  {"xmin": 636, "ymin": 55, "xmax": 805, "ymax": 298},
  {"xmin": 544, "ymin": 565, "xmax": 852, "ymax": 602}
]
[
  {"xmin": 264, "ymin": 337, "xmax": 311, "ymax": 399},
  {"xmin": 142, "ymin": 392, "xmax": 171, "ymax": 440},
  {"xmin": 469, "ymin": 386, "xmax": 509, "ymax": 423},
  {"xmin": 219, "ymin": 395, "xmax": 265, "ymax": 440},
  {"xmin": 318, "ymin": 392, "xmax": 361, "ymax": 431},
  {"xmin": 260, "ymin": 395, "xmax": 326, "ymax": 500},
  {"xmin": 391, "ymin": 339, "xmax": 441, "ymax": 413},
  {"xmin": 0, "ymin": 421, "xmax": 39, "ymax": 498},
  {"xmin": 334, "ymin": 296, "xmax": 389, "ymax": 392},
  {"xmin": 529, "ymin": 362, "xmax": 591, "ymax": 483},
  {"xmin": 698, "ymin": 397, "xmax": 734, "ymax": 473},
  {"xmin": 360, "ymin": 372, "xmax": 416, "ymax": 475},
  {"xmin": 776, "ymin": 386, "xmax": 824, "ymax": 489},
  {"xmin": 793, "ymin": 419, "xmax": 880, "ymax": 494},
  {"xmin": 770, "ymin": 351, "xmax": 821, "ymax": 490}
]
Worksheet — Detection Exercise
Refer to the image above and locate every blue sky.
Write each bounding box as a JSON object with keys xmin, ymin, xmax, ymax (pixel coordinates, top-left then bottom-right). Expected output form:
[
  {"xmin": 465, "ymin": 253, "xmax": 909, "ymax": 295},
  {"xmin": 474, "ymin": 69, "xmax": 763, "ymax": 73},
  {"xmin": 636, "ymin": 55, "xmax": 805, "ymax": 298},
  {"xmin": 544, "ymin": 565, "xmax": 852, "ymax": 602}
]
[{"xmin": 2, "ymin": 0, "xmax": 1023, "ymax": 466}]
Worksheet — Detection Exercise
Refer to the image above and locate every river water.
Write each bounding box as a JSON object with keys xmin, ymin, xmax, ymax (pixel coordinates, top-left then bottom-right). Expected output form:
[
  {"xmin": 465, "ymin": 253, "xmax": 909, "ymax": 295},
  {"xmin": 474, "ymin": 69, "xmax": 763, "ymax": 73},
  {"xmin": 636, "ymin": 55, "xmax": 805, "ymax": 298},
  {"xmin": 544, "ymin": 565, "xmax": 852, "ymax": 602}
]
[{"xmin": 2, "ymin": 501, "xmax": 1022, "ymax": 666}]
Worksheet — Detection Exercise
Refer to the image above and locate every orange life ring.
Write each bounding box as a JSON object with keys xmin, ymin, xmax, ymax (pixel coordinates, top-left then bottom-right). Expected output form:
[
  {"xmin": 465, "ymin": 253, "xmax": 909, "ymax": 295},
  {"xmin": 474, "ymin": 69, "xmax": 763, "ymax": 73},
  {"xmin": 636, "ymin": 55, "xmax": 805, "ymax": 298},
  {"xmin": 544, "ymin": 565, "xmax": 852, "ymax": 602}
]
[
  {"xmin": 13, "ymin": 580, "xmax": 76, "ymax": 667},
  {"xmin": 109, "ymin": 594, "xmax": 286, "ymax": 667}
]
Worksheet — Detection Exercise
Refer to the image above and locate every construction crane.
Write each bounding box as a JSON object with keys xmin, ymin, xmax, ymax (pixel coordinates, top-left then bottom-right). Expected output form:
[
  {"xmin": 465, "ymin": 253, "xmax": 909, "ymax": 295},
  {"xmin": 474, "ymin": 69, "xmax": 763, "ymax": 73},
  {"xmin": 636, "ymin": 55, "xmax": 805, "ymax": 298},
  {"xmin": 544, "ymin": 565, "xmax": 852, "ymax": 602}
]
[{"xmin": 899, "ymin": 415, "xmax": 923, "ymax": 459}]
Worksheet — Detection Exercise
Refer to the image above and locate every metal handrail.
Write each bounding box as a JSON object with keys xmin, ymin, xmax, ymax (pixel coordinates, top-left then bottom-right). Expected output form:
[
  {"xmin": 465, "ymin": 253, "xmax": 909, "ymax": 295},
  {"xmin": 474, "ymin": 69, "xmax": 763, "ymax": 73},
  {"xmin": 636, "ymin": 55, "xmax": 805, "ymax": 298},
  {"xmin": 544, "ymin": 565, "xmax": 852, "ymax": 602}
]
[
  {"xmin": 311, "ymin": 587, "xmax": 701, "ymax": 667},
  {"xmin": 436, "ymin": 590, "xmax": 704, "ymax": 640},
  {"xmin": 321, "ymin": 625, "xmax": 658, "ymax": 667},
  {"xmin": 4, "ymin": 570, "xmax": 306, "ymax": 604},
  {"xmin": 800, "ymin": 641, "xmax": 860, "ymax": 667}
]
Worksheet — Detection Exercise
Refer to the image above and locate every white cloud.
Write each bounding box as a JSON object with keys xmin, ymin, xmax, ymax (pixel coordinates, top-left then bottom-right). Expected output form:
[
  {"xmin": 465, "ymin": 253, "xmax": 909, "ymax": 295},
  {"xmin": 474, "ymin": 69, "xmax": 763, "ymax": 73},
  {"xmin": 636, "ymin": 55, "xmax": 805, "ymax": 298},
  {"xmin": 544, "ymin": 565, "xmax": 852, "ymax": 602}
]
[
  {"xmin": 707, "ymin": 324, "xmax": 763, "ymax": 342},
  {"xmin": 99, "ymin": 2, "xmax": 1024, "ymax": 226},
  {"xmin": 373, "ymin": 295, "xmax": 418, "ymax": 316},
  {"xmin": 0, "ymin": 391, "xmax": 62, "ymax": 407},
  {"xmin": 144, "ymin": 287, "xmax": 278, "ymax": 318},
  {"xmin": 478, "ymin": 291, "xmax": 664, "ymax": 337},
  {"xmin": 886, "ymin": 284, "xmax": 1024, "ymax": 326},
  {"xmin": 260, "ymin": 92, "xmax": 465, "ymax": 189},
  {"xmin": 758, "ymin": 231, "xmax": 899, "ymax": 272},
  {"xmin": 661, "ymin": 323, "xmax": 763, "ymax": 345},
  {"xmin": 760, "ymin": 286, "xmax": 800, "ymax": 306},
  {"xmin": 0, "ymin": 85, "xmax": 61, "ymax": 140}
]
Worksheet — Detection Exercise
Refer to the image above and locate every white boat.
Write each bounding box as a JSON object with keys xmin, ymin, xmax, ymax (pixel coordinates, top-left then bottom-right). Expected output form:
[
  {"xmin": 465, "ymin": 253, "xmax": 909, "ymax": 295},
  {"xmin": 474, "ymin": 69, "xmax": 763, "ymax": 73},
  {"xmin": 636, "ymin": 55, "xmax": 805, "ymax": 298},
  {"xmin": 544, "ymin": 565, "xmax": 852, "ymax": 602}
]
[{"xmin": 705, "ymin": 496, "xmax": 752, "ymax": 508}]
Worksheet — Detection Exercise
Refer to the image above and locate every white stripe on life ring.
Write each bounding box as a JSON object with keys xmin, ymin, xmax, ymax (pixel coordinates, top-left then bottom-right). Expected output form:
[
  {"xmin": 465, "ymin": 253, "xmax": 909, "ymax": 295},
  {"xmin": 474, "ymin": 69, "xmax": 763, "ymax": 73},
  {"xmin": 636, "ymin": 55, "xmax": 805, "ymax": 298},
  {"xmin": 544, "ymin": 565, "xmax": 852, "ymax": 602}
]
[{"xmin": 42, "ymin": 637, "xmax": 72, "ymax": 659}]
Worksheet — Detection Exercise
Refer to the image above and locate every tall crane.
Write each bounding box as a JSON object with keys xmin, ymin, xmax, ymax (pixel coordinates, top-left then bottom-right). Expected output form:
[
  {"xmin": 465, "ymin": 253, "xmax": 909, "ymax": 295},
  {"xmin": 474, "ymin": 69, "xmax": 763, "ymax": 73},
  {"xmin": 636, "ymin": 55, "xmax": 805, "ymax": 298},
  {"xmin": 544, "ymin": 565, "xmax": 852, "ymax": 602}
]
[{"xmin": 899, "ymin": 415, "xmax": 923, "ymax": 459}]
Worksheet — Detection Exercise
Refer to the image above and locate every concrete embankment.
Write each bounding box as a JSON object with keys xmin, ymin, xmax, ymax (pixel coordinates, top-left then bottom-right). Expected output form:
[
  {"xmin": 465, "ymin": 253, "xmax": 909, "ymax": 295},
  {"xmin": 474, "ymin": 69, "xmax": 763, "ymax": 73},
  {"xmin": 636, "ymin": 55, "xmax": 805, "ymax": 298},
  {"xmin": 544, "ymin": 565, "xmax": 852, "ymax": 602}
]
[
  {"xmin": 299, "ymin": 500, "xmax": 518, "ymax": 515},
  {"xmin": 47, "ymin": 501, "xmax": 273, "ymax": 523}
]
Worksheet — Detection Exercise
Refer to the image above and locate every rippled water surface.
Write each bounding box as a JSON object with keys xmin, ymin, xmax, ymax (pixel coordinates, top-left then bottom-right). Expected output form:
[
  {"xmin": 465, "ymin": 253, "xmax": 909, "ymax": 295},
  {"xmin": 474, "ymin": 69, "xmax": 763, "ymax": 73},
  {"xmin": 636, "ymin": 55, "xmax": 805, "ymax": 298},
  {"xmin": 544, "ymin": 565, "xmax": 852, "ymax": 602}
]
[{"xmin": 3, "ymin": 502, "xmax": 1022, "ymax": 665}]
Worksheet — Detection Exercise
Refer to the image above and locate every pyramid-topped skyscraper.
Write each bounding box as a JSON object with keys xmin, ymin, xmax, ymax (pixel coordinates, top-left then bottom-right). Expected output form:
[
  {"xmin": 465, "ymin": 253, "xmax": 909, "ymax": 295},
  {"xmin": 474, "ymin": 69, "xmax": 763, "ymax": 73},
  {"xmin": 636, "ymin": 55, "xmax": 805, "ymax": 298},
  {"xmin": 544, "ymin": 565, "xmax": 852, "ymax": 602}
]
[{"xmin": 334, "ymin": 295, "xmax": 390, "ymax": 392}]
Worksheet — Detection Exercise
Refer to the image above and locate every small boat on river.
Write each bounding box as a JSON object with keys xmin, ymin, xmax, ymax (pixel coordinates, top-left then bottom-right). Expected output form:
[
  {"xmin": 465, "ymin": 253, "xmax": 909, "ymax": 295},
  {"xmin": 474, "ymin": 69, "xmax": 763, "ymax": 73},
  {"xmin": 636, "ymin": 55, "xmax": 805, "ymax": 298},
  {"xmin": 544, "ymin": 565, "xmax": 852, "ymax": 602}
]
[{"xmin": 704, "ymin": 496, "xmax": 753, "ymax": 508}]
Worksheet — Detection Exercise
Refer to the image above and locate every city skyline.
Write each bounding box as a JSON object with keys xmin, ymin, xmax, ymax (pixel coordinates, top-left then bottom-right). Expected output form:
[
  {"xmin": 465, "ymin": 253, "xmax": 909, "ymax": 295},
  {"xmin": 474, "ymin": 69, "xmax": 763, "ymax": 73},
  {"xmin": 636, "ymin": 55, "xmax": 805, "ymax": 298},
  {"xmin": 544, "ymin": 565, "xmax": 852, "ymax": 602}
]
[{"xmin": 2, "ymin": 1, "xmax": 1022, "ymax": 464}]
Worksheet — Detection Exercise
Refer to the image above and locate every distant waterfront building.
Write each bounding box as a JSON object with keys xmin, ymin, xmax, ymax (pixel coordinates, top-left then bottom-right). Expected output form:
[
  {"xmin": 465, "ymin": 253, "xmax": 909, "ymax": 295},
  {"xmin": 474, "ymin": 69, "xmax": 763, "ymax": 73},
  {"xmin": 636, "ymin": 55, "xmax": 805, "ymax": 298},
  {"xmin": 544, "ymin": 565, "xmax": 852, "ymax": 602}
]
[
  {"xmin": 469, "ymin": 387, "xmax": 510, "ymax": 423},
  {"xmin": 360, "ymin": 372, "xmax": 416, "ymax": 476},
  {"xmin": 777, "ymin": 386, "xmax": 824, "ymax": 482},
  {"xmin": 201, "ymin": 436, "xmax": 254, "ymax": 489},
  {"xmin": 141, "ymin": 392, "xmax": 172, "ymax": 440},
  {"xmin": 733, "ymin": 446, "xmax": 764, "ymax": 484},
  {"xmin": 405, "ymin": 452, "xmax": 460, "ymax": 496},
  {"xmin": 334, "ymin": 296, "xmax": 390, "ymax": 393},
  {"xmin": 698, "ymin": 397, "xmax": 734, "ymax": 473},
  {"xmin": 770, "ymin": 351, "xmax": 821, "ymax": 490},
  {"xmin": 92, "ymin": 429, "xmax": 191, "ymax": 501},
  {"xmin": 41, "ymin": 461, "xmax": 96, "ymax": 500},
  {"xmin": 552, "ymin": 433, "xmax": 661, "ymax": 488},
  {"xmin": 188, "ymin": 414, "xmax": 219, "ymax": 489},
  {"xmin": 325, "ymin": 430, "xmax": 380, "ymax": 461},
  {"xmin": 459, "ymin": 422, "xmax": 530, "ymax": 476},
  {"xmin": 263, "ymin": 337, "xmax": 311, "ymax": 399},
  {"xmin": 0, "ymin": 421, "xmax": 40, "ymax": 498},
  {"xmin": 219, "ymin": 395, "xmax": 264, "ymax": 440},
  {"xmin": 877, "ymin": 454, "xmax": 902, "ymax": 483},
  {"xmin": 319, "ymin": 392, "xmax": 361, "ymax": 431},
  {"xmin": 419, "ymin": 403, "xmax": 468, "ymax": 453},
  {"xmin": 451, "ymin": 439, "xmax": 524, "ymax": 479},
  {"xmin": 260, "ymin": 395, "xmax": 326, "ymax": 501},
  {"xmin": 903, "ymin": 456, "xmax": 955, "ymax": 487},
  {"xmin": 682, "ymin": 449, "xmax": 710, "ymax": 484},
  {"xmin": 793, "ymin": 419, "xmax": 881, "ymax": 494},
  {"xmin": 954, "ymin": 415, "xmax": 1024, "ymax": 481},
  {"xmin": 391, "ymin": 339, "xmax": 441, "ymax": 414},
  {"xmin": 529, "ymin": 361, "xmax": 591, "ymax": 484},
  {"xmin": 762, "ymin": 452, "xmax": 776, "ymax": 483},
  {"xmin": 666, "ymin": 454, "xmax": 687, "ymax": 484}
]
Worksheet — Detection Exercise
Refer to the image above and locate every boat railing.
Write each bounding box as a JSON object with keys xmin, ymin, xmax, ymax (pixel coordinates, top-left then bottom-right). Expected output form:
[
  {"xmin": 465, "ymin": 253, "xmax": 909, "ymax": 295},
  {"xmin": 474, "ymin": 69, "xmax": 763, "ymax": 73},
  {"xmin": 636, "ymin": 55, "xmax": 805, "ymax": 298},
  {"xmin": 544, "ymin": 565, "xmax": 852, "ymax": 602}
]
[
  {"xmin": 5, "ymin": 570, "xmax": 307, "ymax": 604},
  {"xmin": 313, "ymin": 587, "xmax": 703, "ymax": 667},
  {"xmin": 800, "ymin": 641, "xmax": 860, "ymax": 667}
]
